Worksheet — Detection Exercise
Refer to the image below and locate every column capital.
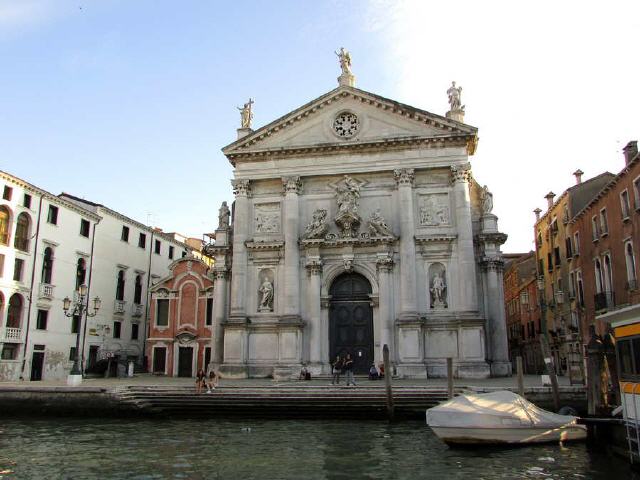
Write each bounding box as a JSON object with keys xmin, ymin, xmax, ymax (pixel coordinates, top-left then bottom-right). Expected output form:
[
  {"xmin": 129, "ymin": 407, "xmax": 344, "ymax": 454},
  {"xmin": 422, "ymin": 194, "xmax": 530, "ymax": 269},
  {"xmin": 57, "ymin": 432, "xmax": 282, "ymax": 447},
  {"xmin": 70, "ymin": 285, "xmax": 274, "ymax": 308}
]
[
  {"xmin": 450, "ymin": 163, "xmax": 472, "ymax": 184},
  {"xmin": 480, "ymin": 255, "xmax": 504, "ymax": 272},
  {"xmin": 231, "ymin": 179, "xmax": 251, "ymax": 197},
  {"xmin": 376, "ymin": 255, "xmax": 394, "ymax": 273},
  {"xmin": 305, "ymin": 259, "xmax": 323, "ymax": 276},
  {"xmin": 282, "ymin": 176, "xmax": 303, "ymax": 195},
  {"xmin": 212, "ymin": 268, "xmax": 230, "ymax": 280},
  {"xmin": 393, "ymin": 168, "xmax": 415, "ymax": 187}
]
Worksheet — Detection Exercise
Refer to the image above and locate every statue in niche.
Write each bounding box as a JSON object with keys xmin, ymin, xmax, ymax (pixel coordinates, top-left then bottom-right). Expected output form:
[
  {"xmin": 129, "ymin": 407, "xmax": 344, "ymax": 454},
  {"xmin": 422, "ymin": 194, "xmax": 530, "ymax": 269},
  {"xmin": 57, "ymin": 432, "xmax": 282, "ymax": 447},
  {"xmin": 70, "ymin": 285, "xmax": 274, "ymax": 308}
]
[
  {"xmin": 218, "ymin": 201, "xmax": 230, "ymax": 229},
  {"xmin": 304, "ymin": 209, "xmax": 328, "ymax": 239},
  {"xmin": 481, "ymin": 185, "xmax": 493, "ymax": 214},
  {"xmin": 447, "ymin": 81, "xmax": 464, "ymax": 111},
  {"xmin": 429, "ymin": 263, "xmax": 448, "ymax": 309},
  {"xmin": 368, "ymin": 209, "xmax": 394, "ymax": 237},
  {"xmin": 335, "ymin": 47, "xmax": 352, "ymax": 75},
  {"xmin": 237, "ymin": 98, "xmax": 254, "ymax": 129},
  {"xmin": 258, "ymin": 275, "xmax": 274, "ymax": 312},
  {"xmin": 332, "ymin": 175, "xmax": 363, "ymax": 237}
]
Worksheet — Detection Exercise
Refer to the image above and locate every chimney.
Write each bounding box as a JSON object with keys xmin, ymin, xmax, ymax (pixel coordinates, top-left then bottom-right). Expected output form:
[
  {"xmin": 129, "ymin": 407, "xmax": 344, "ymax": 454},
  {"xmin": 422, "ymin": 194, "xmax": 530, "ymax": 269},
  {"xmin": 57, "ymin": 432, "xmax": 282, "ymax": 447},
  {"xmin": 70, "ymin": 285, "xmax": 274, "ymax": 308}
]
[
  {"xmin": 534, "ymin": 208, "xmax": 542, "ymax": 221},
  {"xmin": 623, "ymin": 141, "xmax": 638, "ymax": 165},
  {"xmin": 544, "ymin": 192, "xmax": 555, "ymax": 209},
  {"xmin": 573, "ymin": 169, "xmax": 583, "ymax": 184}
]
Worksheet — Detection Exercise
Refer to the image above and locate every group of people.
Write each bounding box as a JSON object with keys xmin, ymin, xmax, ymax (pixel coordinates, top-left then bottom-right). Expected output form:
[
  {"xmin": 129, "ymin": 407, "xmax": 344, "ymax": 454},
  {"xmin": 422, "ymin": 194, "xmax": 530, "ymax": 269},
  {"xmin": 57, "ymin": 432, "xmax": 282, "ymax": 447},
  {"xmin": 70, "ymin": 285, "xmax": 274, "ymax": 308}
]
[
  {"xmin": 195, "ymin": 369, "xmax": 219, "ymax": 394},
  {"xmin": 368, "ymin": 363, "xmax": 385, "ymax": 380},
  {"xmin": 331, "ymin": 353, "xmax": 357, "ymax": 386}
]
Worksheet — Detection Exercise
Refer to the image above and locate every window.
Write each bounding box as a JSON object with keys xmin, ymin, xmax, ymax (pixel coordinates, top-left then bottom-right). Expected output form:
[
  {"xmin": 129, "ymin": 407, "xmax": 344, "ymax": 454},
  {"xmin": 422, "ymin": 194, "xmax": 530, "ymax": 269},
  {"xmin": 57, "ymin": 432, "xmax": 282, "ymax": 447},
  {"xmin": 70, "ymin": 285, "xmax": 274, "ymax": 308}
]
[
  {"xmin": 576, "ymin": 270, "xmax": 585, "ymax": 307},
  {"xmin": 206, "ymin": 298, "xmax": 213, "ymax": 326},
  {"xmin": 621, "ymin": 190, "xmax": 631, "ymax": 219},
  {"xmin": 154, "ymin": 240, "xmax": 161, "ymax": 255},
  {"xmin": 3, "ymin": 185, "xmax": 12, "ymax": 200},
  {"xmin": 550, "ymin": 218, "xmax": 558, "ymax": 234},
  {"xmin": 76, "ymin": 258, "xmax": 86, "ymax": 289},
  {"xmin": 113, "ymin": 321, "xmax": 121, "ymax": 339},
  {"xmin": 121, "ymin": 226, "xmax": 130, "ymax": 242},
  {"xmin": 573, "ymin": 232, "xmax": 580, "ymax": 256},
  {"xmin": 156, "ymin": 299, "xmax": 169, "ymax": 326},
  {"xmin": 23, "ymin": 193, "xmax": 31, "ymax": 209},
  {"xmin": 0, "ymin": 253, "xmax": 4, "ymax": 277},
  {"xmin": 594, "ymin": 259, "xmax": 604, "ymax": 293},
  {"xmin": 565, "ymin": 237, "xmax": 573, "ymax": 259},
  {"xmin": 14, "ymin": 213, "xmax": 31, "ymax": 252},
  {"xmin": 0, "ymin": 206, "xmax": 10, "ymax": 245},
  {"xmin": 569, "ymin": 272, "xmax": 576, "ymax": 298},
  {"xmin": 547, "ymin": 253, "xmax": 553, "ymax": 272},
  {"xmin": 169, "ymin": 246, "xmax": 174, "ymax": 260},
  {"xmin": 71, "ymin": 315, "xmax": 80, "ymax": 334},
  {"xmin": 80, "ymin": 219, "xmax": 90, "ymax": 237},
  {"xmin": 138, "ymin": 233, "xmax": 146, "ymax": 249},
  {"xmin": 42, "ymin": 247, "xmax": 54, "ymax": 284},
  {"xmin": 626, "ymin": 242, "xmax": 637, "ymax": 288},
  {"xmin": 1, "ymin": 344, "xmax": 18, "ymax": 360},
  {"xmin": 47, "ymin": 205, "xmax": 58, "ymax": 225},
  {"xmin": 603, "ymin": 255, "xmax": 613, "ymax": 293},
  {"xmin": 116, "ymin": 270, "xmax": 125, "ymax": 301},
  {"xmin": 7, "ymin": 294, "xmax": 23, "ymax": 328},
  {"xmin": 554, "ymin": 247, "xmax": 561, "ymax": 267},
  {"xmin": 134, "ymin": 274, "xmax": 143, "ymax": 304},
  {"xmin": 13, "ymin": 258, "xmax": 24, "ymax": 282},
  {"xmin": 538, "ymin": 259, "xmax": 544, "ymax": 275},
  {"xmin": 536, "ymin": 232, "xmax": 542, "ymax": 249},
  {"xmin": 204, "ymin": 347, "xmax": 211, "ymax": 370},
  {"xmin": 634, "ymin": 177, "xmax": 640, "ymax": 210},
  {"xmin": 591, "ymin": 215, "xmax": 600, "ymax": 240},
  {"xmin": 131, "ymin": 323, "xmax": 139, "ymax": 340},
  {"xmin": 69, "ymin": 347, "xmax": 77, "ymax": 362},
  {"xmin": 599, "ymin": 209, "xmax": 608, "ymax": 236},
  {"xmin": 36, "ymin": 309, "xmax": 48, "ymax": 330}
]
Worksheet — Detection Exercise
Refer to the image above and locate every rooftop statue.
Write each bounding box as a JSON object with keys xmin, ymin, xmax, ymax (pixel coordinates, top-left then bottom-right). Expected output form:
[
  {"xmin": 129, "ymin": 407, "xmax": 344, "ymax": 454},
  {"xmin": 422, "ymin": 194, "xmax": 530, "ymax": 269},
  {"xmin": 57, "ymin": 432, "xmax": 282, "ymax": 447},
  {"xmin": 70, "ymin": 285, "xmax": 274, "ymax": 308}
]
[
  {"xmin": 237, "ymin": 98, "xmax": 254, "ymax": 129},
  {"xmin": 481, "ymin": 185, "xmax": 494, "ymax": 214},
  {"xmin": 447, "ymin": 81, "xmax": 463, "ymax": 111},
  {"xmin": 218, "ymin": 201, "xmax": 230, "ymax": 229},
  {"xmin": 335, "ymin": 47, "xmax": 352, "ymax": 75}
]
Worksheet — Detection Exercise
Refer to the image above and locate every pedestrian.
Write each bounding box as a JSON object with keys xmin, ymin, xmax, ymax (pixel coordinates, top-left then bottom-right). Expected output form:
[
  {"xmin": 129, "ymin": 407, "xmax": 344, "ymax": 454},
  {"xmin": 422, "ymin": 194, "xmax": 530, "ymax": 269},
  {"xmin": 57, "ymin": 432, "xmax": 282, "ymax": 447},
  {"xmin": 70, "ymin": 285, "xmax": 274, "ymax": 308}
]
[
  {"xmin": 207, "ymin": 370, "xmax": 218, "ymax": 393},
  {"xmin": 344, "ymin": 353, "xmax": 356, "ymax": 386},
  {"xmin": 378, "ymin": 362, "xmax": 385, "ymax": 379},
  {"xmin": 368, "ymin": 364, "xmax": 379, "ymax": 380},
  {"xmin": 331, "ymin": 355, "xmax": 342, "ymax": 385},
  {"xmin": 196, "ymin": 368, "xmax": 206, "ymax": 394}
]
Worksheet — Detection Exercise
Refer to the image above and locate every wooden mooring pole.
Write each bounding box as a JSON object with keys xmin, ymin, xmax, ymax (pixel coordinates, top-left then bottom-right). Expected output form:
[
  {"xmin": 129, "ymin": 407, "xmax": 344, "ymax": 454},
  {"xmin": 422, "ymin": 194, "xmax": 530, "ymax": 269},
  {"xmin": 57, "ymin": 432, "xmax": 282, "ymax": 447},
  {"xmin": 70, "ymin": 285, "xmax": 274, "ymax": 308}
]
[
  {"xmin": 446, "ymin": 357, "xmax": 454, "ymax": 400},
  {"xmin": 383, "ymin": 344, "xmax": 394, "ymax": 421},
  {"xmin": 516, "ymin": 356, "xmax": 525, "ymax": 398},
  {"xmin": 539, "ymin": 335, "xmax": 560, "ymax": 411}
]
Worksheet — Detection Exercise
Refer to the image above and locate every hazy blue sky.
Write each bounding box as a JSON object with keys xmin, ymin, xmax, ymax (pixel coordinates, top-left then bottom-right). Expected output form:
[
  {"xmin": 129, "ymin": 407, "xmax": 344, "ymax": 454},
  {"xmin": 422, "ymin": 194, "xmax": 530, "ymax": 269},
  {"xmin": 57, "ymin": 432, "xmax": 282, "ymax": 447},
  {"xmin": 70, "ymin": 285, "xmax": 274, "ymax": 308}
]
[{"xmin": 2, "ymin": 0, "xmax": 639, "ymax": 251}]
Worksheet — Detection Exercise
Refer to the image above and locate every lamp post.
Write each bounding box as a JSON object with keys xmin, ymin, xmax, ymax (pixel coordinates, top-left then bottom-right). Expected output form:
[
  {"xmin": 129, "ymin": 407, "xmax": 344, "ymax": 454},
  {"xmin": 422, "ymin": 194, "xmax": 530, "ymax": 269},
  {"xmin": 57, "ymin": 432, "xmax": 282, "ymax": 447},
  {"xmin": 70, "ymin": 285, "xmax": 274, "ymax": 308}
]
[{"xmin": 63, "ymin": 284, "xmax": 101, "ymax": 386}]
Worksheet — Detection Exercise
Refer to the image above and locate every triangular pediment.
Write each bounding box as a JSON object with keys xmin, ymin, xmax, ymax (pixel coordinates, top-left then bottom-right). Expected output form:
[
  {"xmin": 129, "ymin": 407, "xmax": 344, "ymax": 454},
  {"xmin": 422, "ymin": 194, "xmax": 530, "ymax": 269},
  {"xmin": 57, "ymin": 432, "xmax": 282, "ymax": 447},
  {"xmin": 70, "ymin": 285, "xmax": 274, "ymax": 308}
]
[{"xmin": 222, "ymin": 86, "xmax": 477, "ymax": 162}]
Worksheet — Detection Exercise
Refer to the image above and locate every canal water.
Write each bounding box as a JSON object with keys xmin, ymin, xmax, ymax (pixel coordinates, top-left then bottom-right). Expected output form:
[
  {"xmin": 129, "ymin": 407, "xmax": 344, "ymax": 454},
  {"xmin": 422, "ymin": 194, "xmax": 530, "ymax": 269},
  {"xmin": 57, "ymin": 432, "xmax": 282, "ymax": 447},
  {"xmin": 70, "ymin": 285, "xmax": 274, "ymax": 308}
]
[{"xmin": 0, "ymin": 418, "xmax": 636, "ymax": 479}]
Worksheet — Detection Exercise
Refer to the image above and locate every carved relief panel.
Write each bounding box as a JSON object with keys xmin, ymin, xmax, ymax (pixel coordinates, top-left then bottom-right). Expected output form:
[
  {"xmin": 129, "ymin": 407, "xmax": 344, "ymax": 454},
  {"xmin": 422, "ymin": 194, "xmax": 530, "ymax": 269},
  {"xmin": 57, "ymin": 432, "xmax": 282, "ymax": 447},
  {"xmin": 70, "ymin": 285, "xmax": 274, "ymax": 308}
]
[
  {"xmin": 254, "ymin": 203, "xmax": 281, "ymax": 234},
  {"xmin": 418, "ymin": 193, "xmax": 450, "ymax": 227}
]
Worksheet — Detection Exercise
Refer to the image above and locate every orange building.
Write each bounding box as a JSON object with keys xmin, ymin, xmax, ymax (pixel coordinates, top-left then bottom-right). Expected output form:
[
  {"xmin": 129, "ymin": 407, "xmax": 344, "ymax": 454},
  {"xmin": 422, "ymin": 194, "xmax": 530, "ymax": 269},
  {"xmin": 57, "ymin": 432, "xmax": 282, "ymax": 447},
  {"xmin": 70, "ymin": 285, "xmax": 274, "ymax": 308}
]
[{"xmin": 146, "ymin": 257, "xmax": 214, "ymax": 377}]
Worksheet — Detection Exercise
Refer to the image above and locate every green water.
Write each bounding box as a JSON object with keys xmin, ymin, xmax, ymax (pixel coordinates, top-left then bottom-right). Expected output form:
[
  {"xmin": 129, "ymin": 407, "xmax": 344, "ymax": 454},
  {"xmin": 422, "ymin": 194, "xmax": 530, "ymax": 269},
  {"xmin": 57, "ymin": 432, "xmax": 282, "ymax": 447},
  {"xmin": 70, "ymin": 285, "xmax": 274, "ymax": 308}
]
[{"xmin": 0, "ymin": 418, "xmax": 635, "ymax": 479}]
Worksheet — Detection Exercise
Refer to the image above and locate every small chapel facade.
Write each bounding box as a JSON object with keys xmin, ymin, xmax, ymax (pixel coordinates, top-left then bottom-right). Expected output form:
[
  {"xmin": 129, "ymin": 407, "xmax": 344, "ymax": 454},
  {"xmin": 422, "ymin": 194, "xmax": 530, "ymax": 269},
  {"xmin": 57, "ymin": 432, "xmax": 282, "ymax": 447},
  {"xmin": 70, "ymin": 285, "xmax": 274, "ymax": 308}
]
[{"xmin": 206, "ymin": 52, "xmax": 510, "ymax": 379}]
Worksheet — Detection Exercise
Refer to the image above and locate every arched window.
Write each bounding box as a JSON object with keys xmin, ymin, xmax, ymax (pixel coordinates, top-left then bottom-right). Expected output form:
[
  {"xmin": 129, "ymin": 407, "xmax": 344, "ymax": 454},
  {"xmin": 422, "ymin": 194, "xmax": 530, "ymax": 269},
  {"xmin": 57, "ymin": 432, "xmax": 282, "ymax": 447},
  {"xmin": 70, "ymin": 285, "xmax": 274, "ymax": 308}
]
[
  {"xmin": 115, "ymin": 270, "xmax": 125, "ymax": 301},
  {"xmin": 626, "ymin": 242, "xmax": 637, "ymax": 283},
  {"xmin": 76, "ymin": 258, "xmax": 87, "ymax": 290},
  {"xmin": 42, "ymin": 247, "xmax": 54, "ymax": 284},
  {"xmin": 0, "ymin": 206, "xmax": 10, "ymax": 246},
  {"xmin": 134, "ymin": 274, "xmax": 143, "ymax": 304},
  {"xmin": 603, "ymin": 255, "xmax": 613, "ymax": 293},
  {"xmin": 6, "ymin": 294, "xmax": 23, "ymax": 328},
  {"xmin": 14, "ymin": 212, "xmax": 30, "ymax": 252},
  {"xmin": 594, "ymin": 259, "xmax": 603, "ymax": 293}
]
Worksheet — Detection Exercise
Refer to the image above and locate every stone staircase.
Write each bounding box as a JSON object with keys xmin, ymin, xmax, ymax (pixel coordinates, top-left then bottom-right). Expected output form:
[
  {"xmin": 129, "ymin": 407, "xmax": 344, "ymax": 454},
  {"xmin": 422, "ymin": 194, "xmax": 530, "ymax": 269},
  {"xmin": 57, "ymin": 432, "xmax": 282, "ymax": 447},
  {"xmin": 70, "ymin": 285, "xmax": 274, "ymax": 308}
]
[{"xmin": 111, "ymin": 384, "xmax": 456, "ymax": 418}]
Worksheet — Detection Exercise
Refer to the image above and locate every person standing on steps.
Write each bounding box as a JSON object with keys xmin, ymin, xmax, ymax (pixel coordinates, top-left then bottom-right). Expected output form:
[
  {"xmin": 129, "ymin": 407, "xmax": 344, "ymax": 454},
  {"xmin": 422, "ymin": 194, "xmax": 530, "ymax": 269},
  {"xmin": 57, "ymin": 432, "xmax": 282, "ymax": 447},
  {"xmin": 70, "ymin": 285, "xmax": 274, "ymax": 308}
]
[
  {"xmin": 196, "ymin": 368, "xmax": 206, "ymax": 394},
  {"xmin": 344, "ymin": 353, "xmax": 356, "ymax": 386},
  {"xmin": 331, "ymin": 355, "xmax": 343, "ymax": 385}
]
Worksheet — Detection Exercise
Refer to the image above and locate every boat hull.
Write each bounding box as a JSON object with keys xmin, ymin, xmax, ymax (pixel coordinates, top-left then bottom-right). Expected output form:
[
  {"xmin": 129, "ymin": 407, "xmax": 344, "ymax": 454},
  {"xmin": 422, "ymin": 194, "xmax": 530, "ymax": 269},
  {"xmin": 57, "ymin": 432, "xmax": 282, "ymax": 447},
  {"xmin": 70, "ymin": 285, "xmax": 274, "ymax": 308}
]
[{"xmin": 429, "ymin": 425, "xmax": 587, "ymax": 445}]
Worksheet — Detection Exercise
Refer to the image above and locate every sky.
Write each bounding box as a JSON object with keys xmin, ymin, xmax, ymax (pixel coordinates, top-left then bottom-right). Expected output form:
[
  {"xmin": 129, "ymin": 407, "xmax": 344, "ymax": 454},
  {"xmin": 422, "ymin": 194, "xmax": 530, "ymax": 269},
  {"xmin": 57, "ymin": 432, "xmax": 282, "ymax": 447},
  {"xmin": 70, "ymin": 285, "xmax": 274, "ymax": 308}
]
[{"xmin": 1, "ymin": 0, "xmax": 639, "ymax": 252}]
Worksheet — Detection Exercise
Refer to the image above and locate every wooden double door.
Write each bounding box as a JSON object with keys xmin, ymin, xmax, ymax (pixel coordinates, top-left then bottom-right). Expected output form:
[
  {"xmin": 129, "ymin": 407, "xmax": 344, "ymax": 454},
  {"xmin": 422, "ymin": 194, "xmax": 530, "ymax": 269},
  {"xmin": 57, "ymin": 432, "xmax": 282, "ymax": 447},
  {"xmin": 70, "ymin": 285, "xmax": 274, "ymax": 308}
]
[{"xmin": 329, "ymin": 273, "xmax": 373, "ymax": 374}]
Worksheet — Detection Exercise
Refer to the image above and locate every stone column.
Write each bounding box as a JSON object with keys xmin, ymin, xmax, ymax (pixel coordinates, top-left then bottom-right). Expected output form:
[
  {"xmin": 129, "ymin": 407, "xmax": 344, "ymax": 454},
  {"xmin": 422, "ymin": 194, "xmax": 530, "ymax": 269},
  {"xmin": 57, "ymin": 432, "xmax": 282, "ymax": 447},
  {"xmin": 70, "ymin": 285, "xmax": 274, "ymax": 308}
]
[
  {"xmin": 229, "ymin": 179, "xmax": 251, "ymax": 318},
  {"xmin": 482, "ymin": 257, "xmax": 510, "ymax": 376},
  {"xmin": 211, "ymin": 269, "xmax": 228, "ymax": 365},
  {"xmin": 282, "ymin": 177, "xmax": 302, "ymax": 318},
  {"xmin": 394, "ymin": 168, "xmax": 418, "ymax": 320},
  {"xmin": 376, "ymin": 253, "xmax": 394, "ymax": 361},
  {"xmin": 305, "ymin": 258, "xmax": 322, "ymax": 370},
  {"xmin": 450, "ymin": 164, "xmax": 478, "ymax": 311}
]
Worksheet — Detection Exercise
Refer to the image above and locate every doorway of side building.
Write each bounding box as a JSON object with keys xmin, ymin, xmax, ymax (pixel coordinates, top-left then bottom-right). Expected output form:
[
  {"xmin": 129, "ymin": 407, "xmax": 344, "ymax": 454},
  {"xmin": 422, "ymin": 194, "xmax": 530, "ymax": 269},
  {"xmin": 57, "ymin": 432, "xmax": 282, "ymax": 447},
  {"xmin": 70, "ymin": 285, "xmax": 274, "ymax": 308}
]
[
  {"xmin": 30, "ymin": 345, "xmax": 45, "ymax": 381},
  {"xmin": 153, "ymin": 347, "xmax": 167, "ymax": 374},
  {"xmin": 177, "ymin": 346, "xmax": 194, "ymax": 377},
  {"xmin": 329, "ymin": 272, "xmax": 374, "ymax": 374}
]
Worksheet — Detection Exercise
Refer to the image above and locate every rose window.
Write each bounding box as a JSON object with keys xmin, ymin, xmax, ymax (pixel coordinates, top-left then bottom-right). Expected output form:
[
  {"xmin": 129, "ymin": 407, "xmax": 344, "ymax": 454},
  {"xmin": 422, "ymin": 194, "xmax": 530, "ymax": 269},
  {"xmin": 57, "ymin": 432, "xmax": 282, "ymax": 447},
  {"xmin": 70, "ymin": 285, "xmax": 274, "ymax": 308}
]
[{"xmin": 333, "ymin": 112, "xmax": 360, "ymax": 138}]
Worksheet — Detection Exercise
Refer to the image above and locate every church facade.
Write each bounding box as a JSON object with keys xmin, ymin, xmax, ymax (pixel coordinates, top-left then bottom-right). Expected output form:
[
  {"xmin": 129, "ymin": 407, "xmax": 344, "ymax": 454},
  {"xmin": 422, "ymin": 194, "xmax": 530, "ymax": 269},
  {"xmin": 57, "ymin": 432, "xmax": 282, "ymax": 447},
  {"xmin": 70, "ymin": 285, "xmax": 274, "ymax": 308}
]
[{"xmin": 207, "ymin": 59, "xmax": 510, "ymax": 379}]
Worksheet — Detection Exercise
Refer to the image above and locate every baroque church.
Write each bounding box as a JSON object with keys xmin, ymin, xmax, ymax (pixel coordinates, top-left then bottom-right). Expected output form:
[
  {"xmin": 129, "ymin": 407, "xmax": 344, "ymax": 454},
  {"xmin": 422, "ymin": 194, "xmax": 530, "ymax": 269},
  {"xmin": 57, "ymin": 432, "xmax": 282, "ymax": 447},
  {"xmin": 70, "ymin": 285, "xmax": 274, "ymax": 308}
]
[{"xmin": 206, "ymin": 50, "xmax": 509, "ymax": 379}]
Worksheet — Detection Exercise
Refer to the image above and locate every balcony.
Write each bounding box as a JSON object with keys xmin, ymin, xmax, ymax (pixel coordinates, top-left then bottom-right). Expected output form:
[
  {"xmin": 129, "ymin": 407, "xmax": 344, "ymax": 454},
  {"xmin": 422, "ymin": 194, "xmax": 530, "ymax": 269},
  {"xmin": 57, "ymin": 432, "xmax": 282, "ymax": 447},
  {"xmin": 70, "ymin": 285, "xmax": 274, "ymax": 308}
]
[
  {"xmin": 39, "ymin": 283, "xmax": 55, "ymax": 299},
  {"xmin": 594, "ymin": 291, "xmax": 615, "ymax": 311},
  {"xmin": 1, "ymin": 327, "xmax": 23, "ymax": 342},
  {"xmin": 114, "ymin": 300, "xmax": 126, "ymax": 315},
  {"xmin": 132, "ymin": 303, "xmax": 144, "ymax": 317}
]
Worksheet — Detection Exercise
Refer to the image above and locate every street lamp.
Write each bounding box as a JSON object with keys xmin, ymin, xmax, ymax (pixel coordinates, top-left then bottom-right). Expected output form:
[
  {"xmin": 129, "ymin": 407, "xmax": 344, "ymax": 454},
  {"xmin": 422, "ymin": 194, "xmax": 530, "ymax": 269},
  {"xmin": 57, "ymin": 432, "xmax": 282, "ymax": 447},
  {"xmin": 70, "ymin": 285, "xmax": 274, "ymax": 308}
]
[{"xmin": 63, "ymin": 284, "xmax": 101, "ymax": 386}]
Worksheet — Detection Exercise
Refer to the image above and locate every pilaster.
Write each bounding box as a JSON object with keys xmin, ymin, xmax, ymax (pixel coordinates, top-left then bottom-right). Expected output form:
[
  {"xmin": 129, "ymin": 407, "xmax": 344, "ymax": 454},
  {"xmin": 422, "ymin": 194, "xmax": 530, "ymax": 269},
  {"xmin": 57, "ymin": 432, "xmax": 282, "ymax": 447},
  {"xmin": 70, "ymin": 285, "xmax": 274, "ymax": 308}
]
[
  {"xmin": 282, "ymin": 176, "xmax": 302, "ymax": 318},
  {"xmin": 229, "ymin": 179, "xmax": 251, "ymax": 319},
  {"xmin": 376, "ymin": 253, "xmax": 395, "ymax": 362},
  {"xmin": 394, "ymin": 168, "xmax": 418, "ymax": 320},
  {"xmin": 305, "ymin": 257, "xmax": 323, "ymax": 370}
]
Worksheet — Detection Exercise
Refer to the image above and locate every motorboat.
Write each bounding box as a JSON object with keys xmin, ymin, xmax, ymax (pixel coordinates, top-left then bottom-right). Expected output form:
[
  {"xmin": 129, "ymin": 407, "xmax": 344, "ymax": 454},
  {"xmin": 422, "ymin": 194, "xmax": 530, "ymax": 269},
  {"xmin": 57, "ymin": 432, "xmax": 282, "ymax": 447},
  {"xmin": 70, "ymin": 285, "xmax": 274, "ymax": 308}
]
[{"xmin": 426, "ymin": 390, "xmax": 587, "ymax": 445}]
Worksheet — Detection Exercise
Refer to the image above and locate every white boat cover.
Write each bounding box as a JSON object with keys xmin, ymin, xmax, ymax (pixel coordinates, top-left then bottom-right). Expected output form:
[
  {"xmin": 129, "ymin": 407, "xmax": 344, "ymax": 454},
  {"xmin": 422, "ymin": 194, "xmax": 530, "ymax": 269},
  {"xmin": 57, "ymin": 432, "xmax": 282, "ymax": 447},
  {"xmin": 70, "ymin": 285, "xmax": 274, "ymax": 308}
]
[{"xmin": 426, "ymin": 390, "xmax": 579, "ymax": 429}]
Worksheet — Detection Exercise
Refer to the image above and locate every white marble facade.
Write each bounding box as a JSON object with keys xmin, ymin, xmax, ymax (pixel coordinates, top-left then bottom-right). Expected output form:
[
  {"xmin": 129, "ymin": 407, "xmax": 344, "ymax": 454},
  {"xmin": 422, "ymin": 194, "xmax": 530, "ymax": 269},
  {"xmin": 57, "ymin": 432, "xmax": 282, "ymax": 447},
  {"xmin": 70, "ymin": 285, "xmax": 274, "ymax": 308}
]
[{"xmin": 209, "ymin": 79, "xmax": 510, "ymax": 379}]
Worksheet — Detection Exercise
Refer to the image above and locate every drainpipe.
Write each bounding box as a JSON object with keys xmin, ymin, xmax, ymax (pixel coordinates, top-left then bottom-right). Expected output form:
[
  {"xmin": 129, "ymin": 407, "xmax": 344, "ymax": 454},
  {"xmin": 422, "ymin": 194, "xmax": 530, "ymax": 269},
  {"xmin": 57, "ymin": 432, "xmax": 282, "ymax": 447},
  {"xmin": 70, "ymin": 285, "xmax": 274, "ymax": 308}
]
[
  {"xmin": 19, "ymin": 193, "xmax": 44, "ymax": 380},
  {"xmin": 142, "ymin": 229, "xmax": 155, "ymax": 371},
  {"xmin": 79, "ymin": 217, "xmax": 100, "ymax": 372}
]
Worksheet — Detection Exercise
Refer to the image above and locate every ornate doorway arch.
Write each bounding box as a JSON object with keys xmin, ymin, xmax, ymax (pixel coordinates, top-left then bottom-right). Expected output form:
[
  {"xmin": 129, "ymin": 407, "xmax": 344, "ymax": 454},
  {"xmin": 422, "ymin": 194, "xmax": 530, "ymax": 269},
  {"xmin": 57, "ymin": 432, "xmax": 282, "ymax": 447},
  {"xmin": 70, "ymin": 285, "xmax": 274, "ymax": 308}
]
[{"xmin": 329, "ymin": 272, "xmax": 373, "ymax": 374}]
